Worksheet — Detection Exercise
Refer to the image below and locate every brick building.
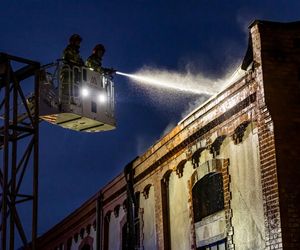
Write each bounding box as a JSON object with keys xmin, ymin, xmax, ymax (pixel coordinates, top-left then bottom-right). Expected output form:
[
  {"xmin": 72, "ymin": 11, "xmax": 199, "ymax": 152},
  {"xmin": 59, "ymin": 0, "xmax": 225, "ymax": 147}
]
[{"xmin": 37, "ymin": 20, "xmax": 300, "ymax": 250}]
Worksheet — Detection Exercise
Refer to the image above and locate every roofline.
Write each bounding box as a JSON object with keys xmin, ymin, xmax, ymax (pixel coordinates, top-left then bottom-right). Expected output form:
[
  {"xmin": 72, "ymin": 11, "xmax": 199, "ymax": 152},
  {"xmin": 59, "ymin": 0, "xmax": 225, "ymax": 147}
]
[{"xmin": 249, "ymin": 19, "xmax": 300, "ymax": 29}]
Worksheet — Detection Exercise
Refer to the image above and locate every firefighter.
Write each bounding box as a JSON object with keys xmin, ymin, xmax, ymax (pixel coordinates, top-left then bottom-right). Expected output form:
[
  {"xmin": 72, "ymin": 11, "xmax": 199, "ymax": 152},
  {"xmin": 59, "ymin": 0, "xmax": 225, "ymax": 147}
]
[
  {"xmin": 86, "ymin": 44, "xmax": 115, "ymax": 75},
  {"xmin": 61, "ymin": 34, "xmax": 84, "ymax": 104},
  {"xmin": 62, "ymin": 34, "xmax": 84, "ymax": 66}
]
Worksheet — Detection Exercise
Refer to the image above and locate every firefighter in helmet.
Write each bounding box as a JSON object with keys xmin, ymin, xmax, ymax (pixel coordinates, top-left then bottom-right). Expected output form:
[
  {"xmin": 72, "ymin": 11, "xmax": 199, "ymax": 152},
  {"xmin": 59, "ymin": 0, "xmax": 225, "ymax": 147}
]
[
  {"xmin": 60, "ymin": 34, "xmax": 84, "ymax": 104},
  {"xmin": 86, "ymin": 44, "xmax": 115, "ymax": 75},
  {"xmin": 62, "ymin": 34, "xmax": 84, "ymax": 66}
]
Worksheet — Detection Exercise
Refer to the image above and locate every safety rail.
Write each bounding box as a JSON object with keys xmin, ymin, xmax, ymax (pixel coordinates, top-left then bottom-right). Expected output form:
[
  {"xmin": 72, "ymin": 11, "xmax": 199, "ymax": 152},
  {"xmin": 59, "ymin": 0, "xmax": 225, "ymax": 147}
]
[{"xmin": 40, "ymin": 61, "xmax": 115, "ymax": 118}]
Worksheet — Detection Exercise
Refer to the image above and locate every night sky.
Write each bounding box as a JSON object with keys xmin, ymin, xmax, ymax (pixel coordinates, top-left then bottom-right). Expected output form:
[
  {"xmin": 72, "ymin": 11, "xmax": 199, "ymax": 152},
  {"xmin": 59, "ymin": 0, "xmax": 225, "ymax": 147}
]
[{"xmin": 1, "ymin": 0, "xmax": 299, "ymax": 242}]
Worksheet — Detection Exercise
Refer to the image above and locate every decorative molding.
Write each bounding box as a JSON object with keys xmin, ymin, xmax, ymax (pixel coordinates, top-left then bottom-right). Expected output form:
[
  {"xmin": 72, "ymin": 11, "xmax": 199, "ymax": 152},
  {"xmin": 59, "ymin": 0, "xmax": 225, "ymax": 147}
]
[
  {"xmin": 176, "ymin": 160, "xmax": 187, "ymax": 178},
  {"xmin": 232, "ymin": 121, "xmax": 250, "ymax": 144},
  {"xmin": 114, "ymin": 204, "xmax": 121, "ymax": 218},
  {"xmin": 86, "ymin": 224, "xmax": 91, "ymax": 235},
  {"xmin": 80, "ymin": 228, "xmax": 85, "ymax": 239},
  {"xmin": 103, "ymin": 94, "xmax": 256, "ymax": 206},
  {"xmin": 142, "ymin": 184, "xmax": 152, "ymax": 199},
  {"xmin": 210, "ymin": 135, "xmax": 227, "ymax": 157},
  {"xmin": 122, "ymin": 199, "xmax": 127, "ymax": 213},
  {"xmin": 192, "ymin": 148, "xmax": 205, "ymax": 169},
  {"xmin": 105, "ymin": 211, "xmax": 112, "ymax": 223}
]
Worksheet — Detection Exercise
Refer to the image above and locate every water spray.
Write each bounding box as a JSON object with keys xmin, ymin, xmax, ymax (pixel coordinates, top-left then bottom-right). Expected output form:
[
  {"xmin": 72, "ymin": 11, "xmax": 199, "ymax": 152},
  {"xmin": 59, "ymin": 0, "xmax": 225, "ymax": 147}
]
[
  {"xmin": 116, "ymin": 64, "xmax": 245, "ymax": 100},
  {"xmin": 116, "ymin": 71, "xmax": 217, "ymax": 95}
]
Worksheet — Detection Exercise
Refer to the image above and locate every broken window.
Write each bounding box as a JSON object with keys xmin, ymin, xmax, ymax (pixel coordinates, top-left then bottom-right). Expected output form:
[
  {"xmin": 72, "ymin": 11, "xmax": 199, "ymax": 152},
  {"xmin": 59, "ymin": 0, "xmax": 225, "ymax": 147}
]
[{"xmin": 192, "ymin": 172, "xmax": 224, "ymax": 222}]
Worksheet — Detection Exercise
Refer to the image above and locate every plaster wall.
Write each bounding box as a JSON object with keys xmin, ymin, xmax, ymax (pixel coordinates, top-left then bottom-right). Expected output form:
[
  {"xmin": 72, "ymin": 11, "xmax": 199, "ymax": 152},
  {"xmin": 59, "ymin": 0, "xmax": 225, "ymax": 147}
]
[
  {"xmin": 219, "ymin": 124, "xmax": 266, "ymax": 249},
  {"xmin": 140, "ymin": 186, "xmax": 157, "ymax": 250},
  {"xmin": 108, "ymin": 208, "xmax": 125, "ymax": 250},
  {"xmin": 168, "ymin": 161, "xmax": 194, "ymax": 250}
]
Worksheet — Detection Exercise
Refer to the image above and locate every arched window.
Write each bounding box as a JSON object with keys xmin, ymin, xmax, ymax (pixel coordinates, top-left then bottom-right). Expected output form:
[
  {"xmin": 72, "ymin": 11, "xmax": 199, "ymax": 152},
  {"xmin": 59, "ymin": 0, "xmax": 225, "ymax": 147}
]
[{"xmin": 192, "ymin": 172, "xmax": 224, "ymax": 222}]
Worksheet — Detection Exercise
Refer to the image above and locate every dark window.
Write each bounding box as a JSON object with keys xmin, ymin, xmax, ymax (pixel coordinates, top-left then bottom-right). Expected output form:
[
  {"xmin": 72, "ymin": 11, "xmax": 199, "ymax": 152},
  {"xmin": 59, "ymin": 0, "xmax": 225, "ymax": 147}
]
[
  {"xmin": 91, "ymin": 101, "xmax": 97, "ymax": 113},
  {"xmin": 192, "ymin": 172, "xmax": 224, "ymax": 222},
  {"xmin": 122, "ymin": 222, "xmax": 128, "ymax": 250},
  {"xmin": 197, "ymin": 239, "xmax": 227, "ymax": 250}
]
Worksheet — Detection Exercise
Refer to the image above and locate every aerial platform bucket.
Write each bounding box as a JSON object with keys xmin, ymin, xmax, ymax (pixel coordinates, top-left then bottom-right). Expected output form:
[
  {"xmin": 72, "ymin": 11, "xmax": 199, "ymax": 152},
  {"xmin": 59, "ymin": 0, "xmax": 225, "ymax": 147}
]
[{"xmin": 37, "ymin": 62, "xmax": 116, "ymax": 132}]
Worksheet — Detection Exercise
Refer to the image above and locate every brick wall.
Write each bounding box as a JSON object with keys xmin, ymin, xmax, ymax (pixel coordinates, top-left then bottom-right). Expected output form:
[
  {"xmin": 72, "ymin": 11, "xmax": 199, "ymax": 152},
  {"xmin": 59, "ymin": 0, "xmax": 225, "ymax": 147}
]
[
  {"xmin": 36, "ymin": 20, "xmax": 300, "ymax": 250},
  {"xmin": 252, "ymin": 21, "xmax": 300, "ymax": 249}
]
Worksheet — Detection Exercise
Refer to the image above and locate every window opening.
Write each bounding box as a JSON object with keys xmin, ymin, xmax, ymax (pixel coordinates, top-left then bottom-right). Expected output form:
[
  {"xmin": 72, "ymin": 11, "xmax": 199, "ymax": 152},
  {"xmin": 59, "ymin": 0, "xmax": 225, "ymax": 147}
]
[
  {"xmin": 197, "ymin": 239, "xmax": 227, "ymax": 250},
  {"xmin": 192, "ymin": 172, "xmax": 224, "ymax": 222}
]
